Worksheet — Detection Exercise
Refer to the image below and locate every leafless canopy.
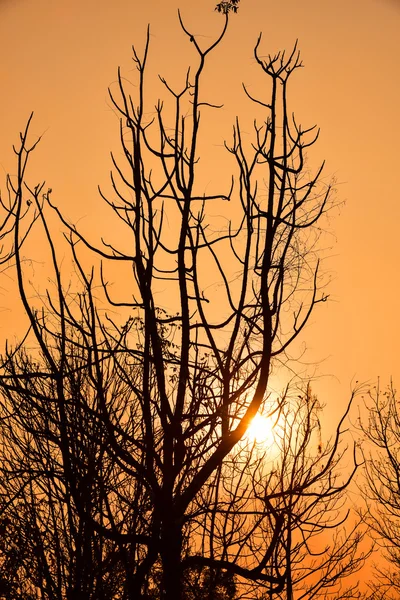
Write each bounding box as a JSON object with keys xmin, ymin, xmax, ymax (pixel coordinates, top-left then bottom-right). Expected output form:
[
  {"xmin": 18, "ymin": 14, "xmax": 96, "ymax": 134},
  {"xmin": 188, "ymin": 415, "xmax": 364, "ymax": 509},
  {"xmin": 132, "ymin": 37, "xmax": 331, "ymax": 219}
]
[
  {"xmin": 359, "ymin": 383, "xmax": 400, "ymax": 599},
  {"xmin": 0, "ymin": 9, "xmax": 364, "ymax": 600}
]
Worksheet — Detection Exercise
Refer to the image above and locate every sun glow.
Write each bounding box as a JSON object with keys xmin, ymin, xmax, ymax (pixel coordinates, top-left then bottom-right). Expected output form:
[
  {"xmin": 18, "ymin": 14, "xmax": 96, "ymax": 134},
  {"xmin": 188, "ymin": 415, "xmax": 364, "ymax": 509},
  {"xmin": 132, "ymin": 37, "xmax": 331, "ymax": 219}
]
[{"xmin": 245, "ymin": 413, "xmax": 276, "ymax": 447}]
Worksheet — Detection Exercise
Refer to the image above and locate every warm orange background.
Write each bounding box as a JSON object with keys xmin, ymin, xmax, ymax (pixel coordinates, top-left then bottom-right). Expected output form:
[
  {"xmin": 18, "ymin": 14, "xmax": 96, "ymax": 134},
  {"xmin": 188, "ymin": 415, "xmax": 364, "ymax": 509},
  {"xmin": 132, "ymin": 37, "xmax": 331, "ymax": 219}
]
[{"xmin": 1, "ymin": 0, "xmax": 399, "ymax": 417}]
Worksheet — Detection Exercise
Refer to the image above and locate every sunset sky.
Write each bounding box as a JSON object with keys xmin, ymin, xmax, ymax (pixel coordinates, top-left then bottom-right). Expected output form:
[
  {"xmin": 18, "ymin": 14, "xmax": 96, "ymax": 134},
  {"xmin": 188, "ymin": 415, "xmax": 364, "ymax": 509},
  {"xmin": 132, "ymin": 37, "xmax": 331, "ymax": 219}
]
[{"xmin": 1, "ymin": 0, "xmax": 400, "ymax": 420}]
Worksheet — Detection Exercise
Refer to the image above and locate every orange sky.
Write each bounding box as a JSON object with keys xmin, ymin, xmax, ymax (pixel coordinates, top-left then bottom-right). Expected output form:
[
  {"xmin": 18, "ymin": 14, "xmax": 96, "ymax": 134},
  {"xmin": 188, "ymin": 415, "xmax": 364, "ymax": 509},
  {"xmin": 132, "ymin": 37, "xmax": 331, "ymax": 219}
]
[{"xmin": 1, "ymin": 0, "xmax": 400, "ymax": 419}]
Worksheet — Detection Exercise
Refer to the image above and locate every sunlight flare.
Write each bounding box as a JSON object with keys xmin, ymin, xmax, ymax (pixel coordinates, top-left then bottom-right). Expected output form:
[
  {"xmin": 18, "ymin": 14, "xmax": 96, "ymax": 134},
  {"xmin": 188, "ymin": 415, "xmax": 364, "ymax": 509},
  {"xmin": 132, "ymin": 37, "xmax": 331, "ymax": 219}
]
[{"xmin": 245, "ymin": 412, "xmax": 276, "ymax": 447}]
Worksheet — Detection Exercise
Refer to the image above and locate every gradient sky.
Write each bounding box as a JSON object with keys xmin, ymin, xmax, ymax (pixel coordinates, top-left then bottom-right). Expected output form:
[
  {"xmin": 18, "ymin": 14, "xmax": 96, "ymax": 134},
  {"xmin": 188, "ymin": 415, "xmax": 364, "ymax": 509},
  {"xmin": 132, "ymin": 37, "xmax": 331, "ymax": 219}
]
[{"xmin": 1, "ymin": 0, "xmax": 400, "ymax": 420}]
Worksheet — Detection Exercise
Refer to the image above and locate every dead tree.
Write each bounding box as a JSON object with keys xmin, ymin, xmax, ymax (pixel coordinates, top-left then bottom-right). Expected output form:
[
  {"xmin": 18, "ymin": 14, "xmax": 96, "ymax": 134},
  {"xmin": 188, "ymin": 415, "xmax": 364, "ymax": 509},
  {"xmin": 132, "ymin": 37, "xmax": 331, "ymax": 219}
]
[
  {"xmin": 247, "ymin": 385, "xmax": 367, "ymax": 599},
  {"xmin": 0, "ymin": 331, "xmax": 133, "ymax": 599},
  {"xmin": 359, "ymin": 383, "xmax": 400, "ymax": 599},
  {"xmin": 0, "ymin": 8, "xmax": 363, "ymax": 600}
]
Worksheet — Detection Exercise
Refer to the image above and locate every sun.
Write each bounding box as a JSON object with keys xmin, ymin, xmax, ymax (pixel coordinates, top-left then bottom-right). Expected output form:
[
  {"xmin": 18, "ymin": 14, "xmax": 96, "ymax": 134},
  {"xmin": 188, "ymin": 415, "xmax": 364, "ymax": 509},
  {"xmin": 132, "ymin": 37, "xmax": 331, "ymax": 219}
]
[{"xmin": 245, "ymin": 413, "xmax": 276, "ymax": 447}]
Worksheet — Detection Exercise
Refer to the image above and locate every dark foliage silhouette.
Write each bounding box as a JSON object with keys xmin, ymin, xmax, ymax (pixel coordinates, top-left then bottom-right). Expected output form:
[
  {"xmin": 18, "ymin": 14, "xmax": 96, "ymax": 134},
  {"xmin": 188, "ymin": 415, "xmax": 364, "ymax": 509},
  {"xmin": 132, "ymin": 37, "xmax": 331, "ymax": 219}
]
[{"xmin": 215, "ymin": 0, "xmax": 240, "ymax": 14}]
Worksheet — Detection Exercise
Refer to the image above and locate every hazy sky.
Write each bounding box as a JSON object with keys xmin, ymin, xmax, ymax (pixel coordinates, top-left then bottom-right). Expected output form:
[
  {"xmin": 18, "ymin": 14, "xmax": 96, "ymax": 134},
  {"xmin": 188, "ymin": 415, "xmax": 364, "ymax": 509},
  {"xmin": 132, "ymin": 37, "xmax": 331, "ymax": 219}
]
[{"xmin": 1, "ymin": 0, "xmax": 400, "ymax": 417}]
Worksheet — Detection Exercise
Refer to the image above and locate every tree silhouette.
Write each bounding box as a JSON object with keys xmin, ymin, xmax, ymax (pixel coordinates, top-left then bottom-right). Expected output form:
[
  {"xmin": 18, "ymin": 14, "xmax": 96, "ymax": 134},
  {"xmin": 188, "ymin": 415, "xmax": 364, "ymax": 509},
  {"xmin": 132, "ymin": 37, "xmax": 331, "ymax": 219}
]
[
  {"xmin": 251, "ymin": 385, "xmax": 368, "ymax": 599},
  {"xmin": 0, "ymin": 8, "xmax": 365, "ymax": 600},
  {"xmin": 359, "ymin": 383, "xmax": 400, "ymax": 599}
]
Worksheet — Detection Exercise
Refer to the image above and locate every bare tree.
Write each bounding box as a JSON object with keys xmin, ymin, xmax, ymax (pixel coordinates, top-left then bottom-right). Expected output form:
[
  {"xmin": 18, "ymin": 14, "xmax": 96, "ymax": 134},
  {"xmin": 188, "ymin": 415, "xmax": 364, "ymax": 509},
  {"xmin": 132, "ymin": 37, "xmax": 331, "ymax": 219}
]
[
  {"xmin": 0, "ymin": 7, "xmax": 364, "ymax": 600},
  {"xmin": 181, "ymin": 383, "xmax": 367, "ymax": 600},
  {"xmin": 0, "ymin": 330, "xmax": 133, "ymax": 599},
  {"xmin": 358, "ymin": 383, "xmax": 400, "ymax": 600},
  {"xmin": 255, "ymin": 385, "xmax": 367, "ymax": 600}
]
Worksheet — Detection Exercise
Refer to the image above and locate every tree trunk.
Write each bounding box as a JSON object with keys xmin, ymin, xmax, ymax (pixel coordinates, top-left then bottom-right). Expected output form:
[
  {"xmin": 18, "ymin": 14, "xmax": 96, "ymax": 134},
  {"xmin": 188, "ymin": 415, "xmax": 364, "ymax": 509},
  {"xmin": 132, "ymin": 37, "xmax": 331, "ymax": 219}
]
[{"xmin": 160, "ymin": 517, "xmax": 183, "ymax": 600}]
